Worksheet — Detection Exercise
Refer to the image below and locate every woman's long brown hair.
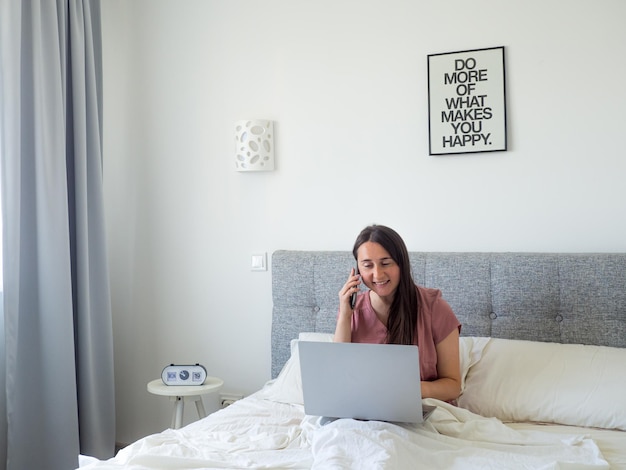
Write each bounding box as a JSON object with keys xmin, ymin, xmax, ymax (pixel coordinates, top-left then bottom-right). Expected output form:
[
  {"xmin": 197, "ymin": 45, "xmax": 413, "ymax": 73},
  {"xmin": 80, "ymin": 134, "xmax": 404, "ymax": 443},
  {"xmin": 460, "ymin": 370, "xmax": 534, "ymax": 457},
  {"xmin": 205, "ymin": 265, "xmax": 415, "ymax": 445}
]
[{"xmin": 353, "ymin": 225, "xmax": 418, "ymax": 345}]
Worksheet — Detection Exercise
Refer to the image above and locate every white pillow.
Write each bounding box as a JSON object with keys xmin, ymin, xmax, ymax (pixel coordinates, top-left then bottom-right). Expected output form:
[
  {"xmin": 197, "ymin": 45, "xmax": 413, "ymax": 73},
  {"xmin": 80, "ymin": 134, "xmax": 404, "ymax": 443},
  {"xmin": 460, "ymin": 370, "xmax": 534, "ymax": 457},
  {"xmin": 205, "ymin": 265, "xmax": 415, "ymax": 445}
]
[
  {"xmin": 261, "ymin": 333, "xmax": 489, "ymax": 405},
  {"xmin": 458, "ymin": 338, "xmax": 626, "ymax": 431},
  {"xmin": 260, "ymin": 332, "xmax": 334, "ymax": 405},
  {"xmin": 294, "ymin": 332, "xmax": 335, "ymax": 352},
  {"xmin": 458, "ymin": 336, "xmax": 491, "ymax": 392}
]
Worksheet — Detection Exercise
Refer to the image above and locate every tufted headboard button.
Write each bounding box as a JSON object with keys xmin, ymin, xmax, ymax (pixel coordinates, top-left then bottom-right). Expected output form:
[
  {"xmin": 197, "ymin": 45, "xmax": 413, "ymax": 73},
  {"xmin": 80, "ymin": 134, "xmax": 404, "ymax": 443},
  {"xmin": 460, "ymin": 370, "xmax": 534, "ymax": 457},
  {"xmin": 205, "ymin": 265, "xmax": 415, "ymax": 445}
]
[
  {"xmin": 489, "ymin": 312, "xmax": 498, "ymax": 320},
  {"xmin": 555, "ymin": 314, "xmax": 564, "ymax": 323},
  {"xmin": 313, "ymin": 306, "xmax": 320, "ymax": 313}
]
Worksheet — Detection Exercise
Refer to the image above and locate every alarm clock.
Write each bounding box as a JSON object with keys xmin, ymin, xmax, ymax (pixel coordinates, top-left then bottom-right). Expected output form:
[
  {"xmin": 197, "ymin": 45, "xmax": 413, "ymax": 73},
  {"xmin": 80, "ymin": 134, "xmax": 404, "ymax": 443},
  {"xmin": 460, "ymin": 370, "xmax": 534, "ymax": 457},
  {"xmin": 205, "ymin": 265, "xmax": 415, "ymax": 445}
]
[{"xmin": 161, "ymin": 363, "xmax": 207, "ymax": 386}]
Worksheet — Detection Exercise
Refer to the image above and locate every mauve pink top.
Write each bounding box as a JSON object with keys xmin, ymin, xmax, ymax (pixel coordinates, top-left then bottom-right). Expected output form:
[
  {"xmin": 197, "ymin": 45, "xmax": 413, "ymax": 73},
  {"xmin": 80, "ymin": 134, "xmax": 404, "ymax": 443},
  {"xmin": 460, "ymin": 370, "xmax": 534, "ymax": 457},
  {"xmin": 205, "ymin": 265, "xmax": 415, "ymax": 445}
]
[{"xmin": 348, "ymin": 286, "xmax": 461, "ymax": 381}]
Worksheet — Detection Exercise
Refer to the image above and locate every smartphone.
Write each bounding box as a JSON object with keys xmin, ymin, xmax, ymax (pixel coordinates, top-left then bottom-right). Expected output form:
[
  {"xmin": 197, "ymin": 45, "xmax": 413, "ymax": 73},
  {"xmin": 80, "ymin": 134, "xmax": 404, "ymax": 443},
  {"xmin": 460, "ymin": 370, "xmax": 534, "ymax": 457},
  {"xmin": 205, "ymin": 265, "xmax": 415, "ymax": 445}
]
[{"xmin": 350, "ymin": 266, "xmax": 359, "ymax": 309}]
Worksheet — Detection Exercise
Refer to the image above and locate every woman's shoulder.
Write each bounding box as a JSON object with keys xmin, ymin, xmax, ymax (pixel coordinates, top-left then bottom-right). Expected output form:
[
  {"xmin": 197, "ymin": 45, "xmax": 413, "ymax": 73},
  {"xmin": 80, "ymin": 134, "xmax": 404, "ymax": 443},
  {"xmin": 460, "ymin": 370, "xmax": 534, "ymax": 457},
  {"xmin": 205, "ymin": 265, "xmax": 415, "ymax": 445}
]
[
  {"xmin": 416, "ymin": 285, "xmax": 455, "ymax": 316},
  {"xmin": 415, "ymin": 284, "xmax": 443, "ymax": 300},
  {"xmin": 416, "ymin": 284, "xmax": 460, "ymax": 333}
]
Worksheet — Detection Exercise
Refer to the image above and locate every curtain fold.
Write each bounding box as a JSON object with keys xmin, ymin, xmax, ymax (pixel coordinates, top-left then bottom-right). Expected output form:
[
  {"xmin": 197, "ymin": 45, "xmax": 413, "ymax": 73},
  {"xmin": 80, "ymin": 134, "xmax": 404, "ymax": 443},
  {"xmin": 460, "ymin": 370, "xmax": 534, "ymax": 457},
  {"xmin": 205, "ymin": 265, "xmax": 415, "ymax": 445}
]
[{"xmin": 0, "ymin": 1, "xmax": 115, "ymax": 469}]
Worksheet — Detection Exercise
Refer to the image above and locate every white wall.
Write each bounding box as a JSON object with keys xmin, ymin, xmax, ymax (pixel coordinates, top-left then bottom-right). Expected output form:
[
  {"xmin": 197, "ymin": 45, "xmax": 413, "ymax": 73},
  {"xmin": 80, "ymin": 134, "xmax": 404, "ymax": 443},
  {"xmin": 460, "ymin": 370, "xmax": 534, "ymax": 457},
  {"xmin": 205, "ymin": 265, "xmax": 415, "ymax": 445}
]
[{"xmin": 101, "ymin": 0, "xmax": 626, "ymax": 444}]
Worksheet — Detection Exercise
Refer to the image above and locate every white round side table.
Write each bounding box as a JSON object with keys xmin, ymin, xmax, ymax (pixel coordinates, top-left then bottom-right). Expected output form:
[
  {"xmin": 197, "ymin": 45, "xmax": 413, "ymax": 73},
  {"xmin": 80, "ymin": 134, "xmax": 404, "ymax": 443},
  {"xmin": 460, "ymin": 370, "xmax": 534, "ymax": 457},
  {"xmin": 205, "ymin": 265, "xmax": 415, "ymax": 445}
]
[{"xmin": 147, "ymin": 377, "xmax": 224, "ymax": 429}]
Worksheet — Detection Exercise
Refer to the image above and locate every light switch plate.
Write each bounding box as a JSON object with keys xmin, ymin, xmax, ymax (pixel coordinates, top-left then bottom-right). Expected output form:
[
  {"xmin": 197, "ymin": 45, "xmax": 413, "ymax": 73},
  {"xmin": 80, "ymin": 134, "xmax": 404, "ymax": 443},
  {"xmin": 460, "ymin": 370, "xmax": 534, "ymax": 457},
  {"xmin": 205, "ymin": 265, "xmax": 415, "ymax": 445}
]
[{"xmin": 251, "ymin": 253, "xmax": 267, "ymax": 271}]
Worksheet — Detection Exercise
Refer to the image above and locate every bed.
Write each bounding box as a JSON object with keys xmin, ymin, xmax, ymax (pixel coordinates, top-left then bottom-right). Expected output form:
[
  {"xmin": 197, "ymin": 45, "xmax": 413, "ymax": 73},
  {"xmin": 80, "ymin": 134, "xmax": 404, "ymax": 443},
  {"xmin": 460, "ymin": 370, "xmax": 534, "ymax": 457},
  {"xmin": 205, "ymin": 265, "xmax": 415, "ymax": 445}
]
[{"xmin": 80, "ymin": 250, "xmax": 626, "ymax": 469}]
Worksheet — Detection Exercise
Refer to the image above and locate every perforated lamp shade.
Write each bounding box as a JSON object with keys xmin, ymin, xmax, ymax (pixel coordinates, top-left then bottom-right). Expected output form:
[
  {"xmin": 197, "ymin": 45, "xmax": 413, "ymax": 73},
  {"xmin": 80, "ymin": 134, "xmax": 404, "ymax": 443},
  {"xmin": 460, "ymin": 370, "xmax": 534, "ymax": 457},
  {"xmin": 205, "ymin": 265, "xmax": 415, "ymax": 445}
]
[{"xmin": 234, "ymin": 120, "xmax": 275, "ymax": 171}]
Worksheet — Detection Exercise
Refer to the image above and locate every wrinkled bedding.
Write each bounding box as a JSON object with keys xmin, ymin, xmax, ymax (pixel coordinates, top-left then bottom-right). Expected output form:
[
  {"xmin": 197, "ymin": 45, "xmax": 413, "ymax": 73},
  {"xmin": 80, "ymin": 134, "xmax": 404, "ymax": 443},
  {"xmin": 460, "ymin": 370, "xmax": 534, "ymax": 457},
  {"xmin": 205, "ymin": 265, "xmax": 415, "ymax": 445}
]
[{"xmin": 80, "ymin": 391, "xmax": 615, "ymax": 470}]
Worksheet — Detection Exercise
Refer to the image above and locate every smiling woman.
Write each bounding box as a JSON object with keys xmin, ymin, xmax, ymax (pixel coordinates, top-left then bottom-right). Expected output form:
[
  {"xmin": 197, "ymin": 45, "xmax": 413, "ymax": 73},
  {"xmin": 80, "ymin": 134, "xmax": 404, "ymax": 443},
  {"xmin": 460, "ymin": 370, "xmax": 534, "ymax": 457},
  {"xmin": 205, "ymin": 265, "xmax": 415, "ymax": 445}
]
[{"xmin": 334, "ymin": 224, "xmax": 462, "ymax": 403}]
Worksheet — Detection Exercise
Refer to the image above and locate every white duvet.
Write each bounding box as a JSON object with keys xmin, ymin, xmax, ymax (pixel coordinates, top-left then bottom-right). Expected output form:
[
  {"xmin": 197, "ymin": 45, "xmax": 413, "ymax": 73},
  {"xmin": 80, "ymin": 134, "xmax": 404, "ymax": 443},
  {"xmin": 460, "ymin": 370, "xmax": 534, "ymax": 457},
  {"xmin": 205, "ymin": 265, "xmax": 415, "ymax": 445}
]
[{"xmin": 80, "ymin": 393, "xmax": 609, "ymax": 470}]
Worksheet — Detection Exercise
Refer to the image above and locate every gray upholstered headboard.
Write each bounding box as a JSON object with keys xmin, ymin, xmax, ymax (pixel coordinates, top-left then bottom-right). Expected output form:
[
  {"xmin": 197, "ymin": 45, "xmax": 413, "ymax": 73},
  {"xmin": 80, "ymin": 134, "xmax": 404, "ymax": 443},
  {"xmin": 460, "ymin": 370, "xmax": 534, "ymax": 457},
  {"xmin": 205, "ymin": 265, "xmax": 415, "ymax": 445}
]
[{"xmin": 270, "ymin": 250, "xmax": 626, "ymax": 378}]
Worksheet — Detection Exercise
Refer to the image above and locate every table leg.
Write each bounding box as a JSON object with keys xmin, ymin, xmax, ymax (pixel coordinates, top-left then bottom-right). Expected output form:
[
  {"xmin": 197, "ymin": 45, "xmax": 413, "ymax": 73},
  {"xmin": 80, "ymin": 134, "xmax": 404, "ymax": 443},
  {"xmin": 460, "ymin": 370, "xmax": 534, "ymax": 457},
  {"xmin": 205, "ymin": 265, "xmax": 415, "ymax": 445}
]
[
  {"xmin": 194, "ymin": 396, "xmax": 206, "ymax": 419},
  {"xmin": 172, "ymin": 396, "xmax": 184, "ymax": 429}
]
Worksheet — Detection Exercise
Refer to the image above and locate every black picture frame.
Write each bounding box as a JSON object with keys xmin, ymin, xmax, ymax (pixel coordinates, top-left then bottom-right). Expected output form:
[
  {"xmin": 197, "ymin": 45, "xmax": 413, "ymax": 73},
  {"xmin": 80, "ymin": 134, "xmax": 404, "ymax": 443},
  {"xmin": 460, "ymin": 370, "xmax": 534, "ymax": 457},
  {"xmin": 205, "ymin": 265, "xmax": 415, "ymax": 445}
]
[{"xmin": 428, "ymin": 46, "xmax": 507, "ymax": 155}]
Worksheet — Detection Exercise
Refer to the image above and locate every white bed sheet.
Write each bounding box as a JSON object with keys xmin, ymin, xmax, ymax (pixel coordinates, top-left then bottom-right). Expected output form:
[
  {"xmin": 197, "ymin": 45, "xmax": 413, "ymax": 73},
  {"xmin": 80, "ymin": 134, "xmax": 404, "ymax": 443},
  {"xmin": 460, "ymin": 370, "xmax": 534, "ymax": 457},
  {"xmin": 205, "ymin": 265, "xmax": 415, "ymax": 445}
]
[
  {"xmin": 79, "ymin": 390, "xmax": 623, "ymax": 470},
  {"xmin": 80, "ymin": 393, "xmax": 312, "ymax": 469},
  {"xmin": 506, "ymin": 422, "xmax": 626, "ymax": 470}
]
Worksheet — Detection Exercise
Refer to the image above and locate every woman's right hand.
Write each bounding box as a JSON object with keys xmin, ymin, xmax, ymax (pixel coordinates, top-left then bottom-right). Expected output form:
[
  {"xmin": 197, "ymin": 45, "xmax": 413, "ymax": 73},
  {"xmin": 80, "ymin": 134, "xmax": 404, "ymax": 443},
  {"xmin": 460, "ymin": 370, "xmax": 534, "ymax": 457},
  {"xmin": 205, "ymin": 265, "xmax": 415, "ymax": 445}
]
[
  {"xmin": 334, "ymin": 268, "xmax": 360, "ymax": 342},
  {"xmin": 338, "ymin": 268, "xmax": 360, "ymax": 312}
]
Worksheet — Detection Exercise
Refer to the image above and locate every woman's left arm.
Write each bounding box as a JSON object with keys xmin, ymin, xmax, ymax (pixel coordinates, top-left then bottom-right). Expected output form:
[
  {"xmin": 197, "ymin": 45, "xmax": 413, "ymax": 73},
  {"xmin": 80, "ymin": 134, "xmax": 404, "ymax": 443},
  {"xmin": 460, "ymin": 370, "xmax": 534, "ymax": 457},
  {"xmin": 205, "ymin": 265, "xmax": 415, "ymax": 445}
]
[{"xmin": 420, "ymin": 328, "xmax": 461, "ymax": 401}]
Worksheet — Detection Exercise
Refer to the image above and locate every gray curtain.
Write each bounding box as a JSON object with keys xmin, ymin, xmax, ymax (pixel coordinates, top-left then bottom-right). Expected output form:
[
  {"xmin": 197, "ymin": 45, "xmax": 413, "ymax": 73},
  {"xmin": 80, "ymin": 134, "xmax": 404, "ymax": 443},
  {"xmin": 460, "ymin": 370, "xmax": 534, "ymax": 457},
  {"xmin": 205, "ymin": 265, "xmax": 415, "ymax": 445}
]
[{"xmin": 0, "ymin": 1, "xmax": 115, "ymax": 469}]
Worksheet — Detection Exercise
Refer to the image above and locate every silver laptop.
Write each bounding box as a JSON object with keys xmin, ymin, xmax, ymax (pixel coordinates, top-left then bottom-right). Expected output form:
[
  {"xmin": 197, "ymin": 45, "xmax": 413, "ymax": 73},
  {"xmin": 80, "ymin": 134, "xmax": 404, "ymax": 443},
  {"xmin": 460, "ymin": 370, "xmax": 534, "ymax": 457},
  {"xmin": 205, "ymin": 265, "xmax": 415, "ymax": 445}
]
[{"xmin": 298, "ymin": 341, "xmax": 436, "ymax": 423}]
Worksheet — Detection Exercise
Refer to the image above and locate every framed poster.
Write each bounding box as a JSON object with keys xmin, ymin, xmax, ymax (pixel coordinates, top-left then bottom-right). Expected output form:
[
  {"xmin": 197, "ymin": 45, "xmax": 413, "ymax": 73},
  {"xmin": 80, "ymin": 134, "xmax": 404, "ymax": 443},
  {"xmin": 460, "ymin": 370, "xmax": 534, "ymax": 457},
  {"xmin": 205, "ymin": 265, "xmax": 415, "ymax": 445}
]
[{"xmin": 428, "ymin": 46, "xmax": 507, "ymax": 155}]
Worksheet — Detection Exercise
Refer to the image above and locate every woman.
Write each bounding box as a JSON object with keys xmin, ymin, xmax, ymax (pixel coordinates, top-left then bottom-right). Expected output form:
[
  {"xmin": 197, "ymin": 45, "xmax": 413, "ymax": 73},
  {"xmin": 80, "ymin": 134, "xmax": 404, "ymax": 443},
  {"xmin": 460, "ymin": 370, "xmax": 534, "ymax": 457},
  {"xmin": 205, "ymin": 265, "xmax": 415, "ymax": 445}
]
[{"xmin": 335, "ymin": 224, "xmax": 461, "ymax": 402}]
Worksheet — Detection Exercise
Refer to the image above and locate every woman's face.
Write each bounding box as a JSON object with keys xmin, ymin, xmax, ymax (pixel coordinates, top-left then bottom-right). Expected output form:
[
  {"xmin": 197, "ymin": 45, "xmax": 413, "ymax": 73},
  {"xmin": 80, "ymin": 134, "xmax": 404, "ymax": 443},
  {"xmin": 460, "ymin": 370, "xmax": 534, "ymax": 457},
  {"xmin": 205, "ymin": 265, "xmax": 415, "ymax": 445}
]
[{"xmin": 356, "ymin": 241, "xmax": 401, "ymax": 302}]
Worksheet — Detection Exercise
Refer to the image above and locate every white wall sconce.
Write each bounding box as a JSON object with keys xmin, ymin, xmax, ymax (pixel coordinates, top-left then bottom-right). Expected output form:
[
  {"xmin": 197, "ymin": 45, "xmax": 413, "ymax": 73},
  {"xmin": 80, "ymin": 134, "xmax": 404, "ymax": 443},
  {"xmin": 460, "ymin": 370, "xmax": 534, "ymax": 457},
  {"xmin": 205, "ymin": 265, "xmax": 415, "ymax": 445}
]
[{"xmin": 234, "ymin": 120, "xmax": 274, "ymax": 171}]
